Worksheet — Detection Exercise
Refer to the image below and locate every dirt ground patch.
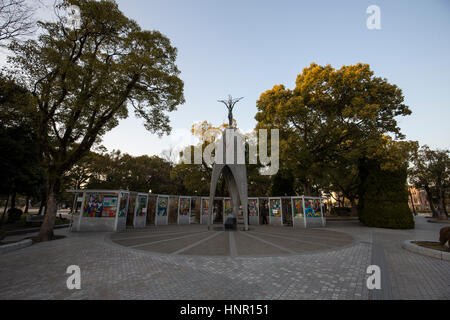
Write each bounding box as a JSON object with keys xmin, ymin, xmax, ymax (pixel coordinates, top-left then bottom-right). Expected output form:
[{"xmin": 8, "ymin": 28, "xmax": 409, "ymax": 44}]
[{"xmin": 412, "ymin": 241, "xmax": 450, "ymax": 252}]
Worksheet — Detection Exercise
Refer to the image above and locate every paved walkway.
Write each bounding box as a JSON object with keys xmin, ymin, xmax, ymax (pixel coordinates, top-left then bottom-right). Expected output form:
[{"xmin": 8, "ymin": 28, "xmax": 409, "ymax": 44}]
[
  {"xmin": 0, "ymin": 217, "xmax": 448, "ymax": 300},
  {"xmin": 110, "ymin": 225, "xmax": 354, "ymax": 257}
]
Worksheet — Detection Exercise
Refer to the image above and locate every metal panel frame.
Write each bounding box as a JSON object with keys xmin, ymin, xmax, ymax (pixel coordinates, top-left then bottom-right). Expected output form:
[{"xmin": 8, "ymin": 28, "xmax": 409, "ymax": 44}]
[
  {"xmin": 302, "ymin": 196, "xmax": 325, "ymax": 227},
  {"xmin": 291, "ymin": 196, "xmax": 307, "ymax": 228},
  {"xmin": 68, "ymin": 189, "xmax": 129, "ymax": 232},
  {"xmin": 133, "ymin": 193, "xmax": 149, "ymax": 228},
  {"xmin": 200, "ymin": 197, "xmax": 210, "ymax": 224},
  {"xmin": 155, "ymin": 194, "xmax": 170, "ymax": 226},
  {"xmin": 248, "ymin": 197, "xmax": 260, "ymax": 225},
  {"xmin": 268, "ymin": 197, "xmax": 283, "ymax": 226},
  {"xmin": 115, "ymin": 191, "xmax": 130, "ymax": 231},
  {"xmin": 177, "ymin": 196, "xmax": 191, "ymax": 225}
]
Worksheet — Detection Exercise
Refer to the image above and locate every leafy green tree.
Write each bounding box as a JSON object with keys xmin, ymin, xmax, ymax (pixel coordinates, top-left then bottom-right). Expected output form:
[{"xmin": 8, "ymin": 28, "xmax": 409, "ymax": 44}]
[
  {"xmin": 409, "ymin": 145, "xmax": 450, "ymax": 219},
  {"xmin": 85, "ymin": 151, "xmax": 183, "ymax": 195},
  {"xmin": 270, "ymin": 169, "xmax": 295, "ymax": 197},
  {"xmin": 0, "ymin": 125, "xmax": 46, "ymax": 223},
  {"xmin": 170, "ymin": 160, "xmax": 211, "ymax": 196},
  {"xmin": 255, "ymin": 63, "xmax": 412, "ymax": 210},
  {"xmin": 356, "ymin": 138, "xmax": 417, "ymax": 229},
  {"xmin": 6, "ymin": 0, "xmax": 184, "ymax": 241},
  {"xmin": 0, "ymin": 77, "xmax": 45, "ymax": 224},
  {"xmin": 247, "ymin": 164, "xmax": 271, "ymax": 197},
  {"xmin": 62, "ymin": 149, "xmax": 106, "ymax": 190},
  {"xmin": 170, "ymin": 120, "xmax": 272, "ymax": 197},
  {"xmin": 0, "ymin": 76, "xmax": 32, "ymax": 127},
  {"xmin": 358, "ymin": 158, "xmax": 414, "ymax": 229},
  {"xmin": 170, "ymin": 121, "xmax": 219, "ymax": 196}
]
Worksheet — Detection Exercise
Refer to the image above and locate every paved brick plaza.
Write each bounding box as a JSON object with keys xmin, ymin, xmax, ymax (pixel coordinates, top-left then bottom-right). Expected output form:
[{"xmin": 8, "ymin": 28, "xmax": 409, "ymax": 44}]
[
  {"xmin": 110, "ymin": 225, "xmax": 354, "ymax": 257},
  {"xmin": 0, "ymin": 216, "xmax": 448, "ymax": 300}
]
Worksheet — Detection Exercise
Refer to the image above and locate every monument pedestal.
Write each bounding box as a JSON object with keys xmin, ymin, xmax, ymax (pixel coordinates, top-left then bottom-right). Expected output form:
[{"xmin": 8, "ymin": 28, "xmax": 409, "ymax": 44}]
[{"xmin": 224, "ymin": 217, "xmax": 237, "ymax": 230}]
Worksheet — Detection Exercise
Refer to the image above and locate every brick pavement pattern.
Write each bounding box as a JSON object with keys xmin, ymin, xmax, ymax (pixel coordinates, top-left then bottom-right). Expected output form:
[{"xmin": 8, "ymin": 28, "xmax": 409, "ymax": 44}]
[{"xmin": 0, "ymin": 216, "xmax": 448, "ymax": 300}]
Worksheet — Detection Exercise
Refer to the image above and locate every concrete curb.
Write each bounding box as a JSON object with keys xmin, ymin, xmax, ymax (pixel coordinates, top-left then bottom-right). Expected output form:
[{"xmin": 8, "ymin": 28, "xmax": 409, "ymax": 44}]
[
  {"xmin": 402, "ymin": 240, "xmax": 450, "ymax": 261},
  {"xmin": 0, "ymin": 239, "xmax": 33, "ymax": 255},
  {"xmin": 427, "ymin": 219, "xmax": 450, "ymax": 224},
  {"xmin": 5, "ymin": 224, "xmax": 70, "ymax": 237},
  {"xmin": 326, "ymin": 217, "xmax": 359, "ymax": 222}
]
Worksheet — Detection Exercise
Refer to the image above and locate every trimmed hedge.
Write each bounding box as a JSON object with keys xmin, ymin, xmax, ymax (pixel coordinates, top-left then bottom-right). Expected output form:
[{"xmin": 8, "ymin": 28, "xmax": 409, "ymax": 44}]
[
  {"xmin": 358, "ymin": 158, "xmax": 414, "ymax": 229},
  {"xmin": 330, "ymin": 207, "xmax": 351, "ymax": 216}
]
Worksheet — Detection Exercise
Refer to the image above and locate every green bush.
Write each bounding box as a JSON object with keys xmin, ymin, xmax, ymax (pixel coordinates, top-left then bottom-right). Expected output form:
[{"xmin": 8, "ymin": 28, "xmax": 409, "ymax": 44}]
[
  {"xmin": 330, "ymin": 207, "xmax": 351, "ymax": 216},
  {"xmin": 358, "ymin": 159, "xmax": 414, "ymax": 229},
  {"xmin": 7, "ymin": 208, "xmax": 23, "ymax": 223}
]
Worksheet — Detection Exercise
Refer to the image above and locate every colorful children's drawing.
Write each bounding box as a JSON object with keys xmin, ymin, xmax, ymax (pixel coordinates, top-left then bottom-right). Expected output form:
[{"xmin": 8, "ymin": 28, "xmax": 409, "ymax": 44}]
[
  {"xmin": 223, "ymin": 199, "xmax": 232, "ymax": 218},
  {"xmin": 119, "ymin": 193, "xmax": 129, "ymax": 217},
  {"xmin": 83, "ymin": 193, "xmax": 104, "ymax": 217},
  {"xmin": 137, "ymin": 196, "xmax": 147, "ymax": 217},
  {"xmin": 305, "ymin": 199, "xmax": 322, "ymax": 217},
  {"xmin": 293, "ymin": 198, "xmax": 304, "ymax": 218},
  {"xmin": 179, "ymin": 198, "xmax": 190, "ymax": 216},
  {"xmin": 157, "ymin": 197, "xmax": 169, "ymax": 216},
  {"xmin": 201, "ymin": 198, "xmax": 209, "ymax": 215},
  {"xmin": 270, "ymin": 199, "xmax": 281, "ymax": 217},
  {"xmin": 102, "ymin": 194, "xmax": 118, "ymax": 217},
  {"xmin": 248, "ymin": 199, "xmax": 258, "ymax": 216}
]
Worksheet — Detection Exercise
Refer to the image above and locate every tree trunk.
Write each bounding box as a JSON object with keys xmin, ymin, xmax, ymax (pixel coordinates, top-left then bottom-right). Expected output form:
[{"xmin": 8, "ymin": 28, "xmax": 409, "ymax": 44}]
[
  {"xmin": 437, "ymin": 186, "xmax": 449, "ymax": 219},
  {"xmin": 409, "ymin": 190, "xmax": 417, "ymax": 216},
  {"xmin": 443, "ymin": 196, "xmax": 449, "ymax": 218},
  {"xmin": 38, "ymin": 178, "xmax": 61, "ymax": 242},
  {"xmin": 303, "ymin": 181, "xmax": 312, "ymax": 196},
  {"xmin": 10, "ymin": 191, "xmax": 16, "ymax": 209},
  {"xmin": 24, "ymin": 196, "xmax": 30, "ymax": 214},
  {"xmin": 38, "ymin": 193, "xmax": 47, "ymax": 216},
  {"xmin": 0, "ymin": 194, "xmax": 9, "ymax": 226},
  {"xmin": 350, "ymin": 198, "xmax": 358, "ymax": 217},
  {"xmin": 424, "ymin": 185, "xmax": 446, "ymax": 220}
]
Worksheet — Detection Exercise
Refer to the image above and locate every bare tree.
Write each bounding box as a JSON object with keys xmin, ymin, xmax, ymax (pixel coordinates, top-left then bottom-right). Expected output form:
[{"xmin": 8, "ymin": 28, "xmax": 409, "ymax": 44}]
[{"xmin": 0, "ymin": 0, "xmax": 36, "ymax": 45}]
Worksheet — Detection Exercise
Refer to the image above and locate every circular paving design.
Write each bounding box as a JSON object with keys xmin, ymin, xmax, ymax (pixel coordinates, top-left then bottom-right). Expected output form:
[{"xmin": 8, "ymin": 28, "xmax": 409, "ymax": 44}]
[{"xmin": 110, "ymin": 224, "xmax": 354, "ymax": 257}]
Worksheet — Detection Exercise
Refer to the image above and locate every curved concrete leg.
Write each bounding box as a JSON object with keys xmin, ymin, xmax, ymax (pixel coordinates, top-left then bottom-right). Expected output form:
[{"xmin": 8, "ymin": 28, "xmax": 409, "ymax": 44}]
[
  {"xmin": 208, "ymin": 164, "xmax": 225, "ymax": 230},
  {"xmin": 229, "ymin": 165, "xmax": 249, "ymax": 231},
  {"xmin": 208, "ymin": 163, "xmax": 249, "ymax": 231},
  {"xmin": 224, "ymin": 167, "xmax": 240, "ymax": 226}
]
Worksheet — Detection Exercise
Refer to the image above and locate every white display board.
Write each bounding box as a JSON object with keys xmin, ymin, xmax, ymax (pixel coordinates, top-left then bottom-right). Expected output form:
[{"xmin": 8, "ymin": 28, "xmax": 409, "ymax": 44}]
[
  {"xmin": 248, "ymin": 198, "xmax": 260, "ymax": 225},
  {"xmin": 178, "ymin": 197, "xmax": 191, "ymax": 225},
  {"xmin": 155, "ymin": 195, "xmax": 170, "ymax": 226},
  {"xmin": 200, "ymin": 197, "xmax": 210, "ymax": 225},
  {"xmin": 269, "ymin": 197, "xmax": 283, "ymax": 226},
  {"xmin": 134, "ymin": 193, "xmax": 149, "ymax": 228},
  {"xmin": 303, "ymin": 197, "xmax": 326, "ymax": 228},
  {"xmin": 223, "ymin": 198, "xmax": 233, "ymax": 224},
  {"xmin": 70, "ymin": 190, "xmax": 130, "ymax": 232},
  {"xmin": 291, "ymin": 196, "xmax": 305, "ymax": 228}
]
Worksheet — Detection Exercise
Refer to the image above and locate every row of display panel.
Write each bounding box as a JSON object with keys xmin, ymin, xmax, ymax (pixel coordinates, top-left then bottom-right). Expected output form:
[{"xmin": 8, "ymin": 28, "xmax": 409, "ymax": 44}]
[{"xmin": 69, "ymin": 190, "xmax": 325, "ymax": 232}]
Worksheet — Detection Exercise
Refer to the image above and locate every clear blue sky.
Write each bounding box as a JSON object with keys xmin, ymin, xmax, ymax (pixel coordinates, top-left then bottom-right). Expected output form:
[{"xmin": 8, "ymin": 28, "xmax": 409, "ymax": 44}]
[{"xmin": 9, "ymin": 0, "xmax": 450, "ymax": 157}]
